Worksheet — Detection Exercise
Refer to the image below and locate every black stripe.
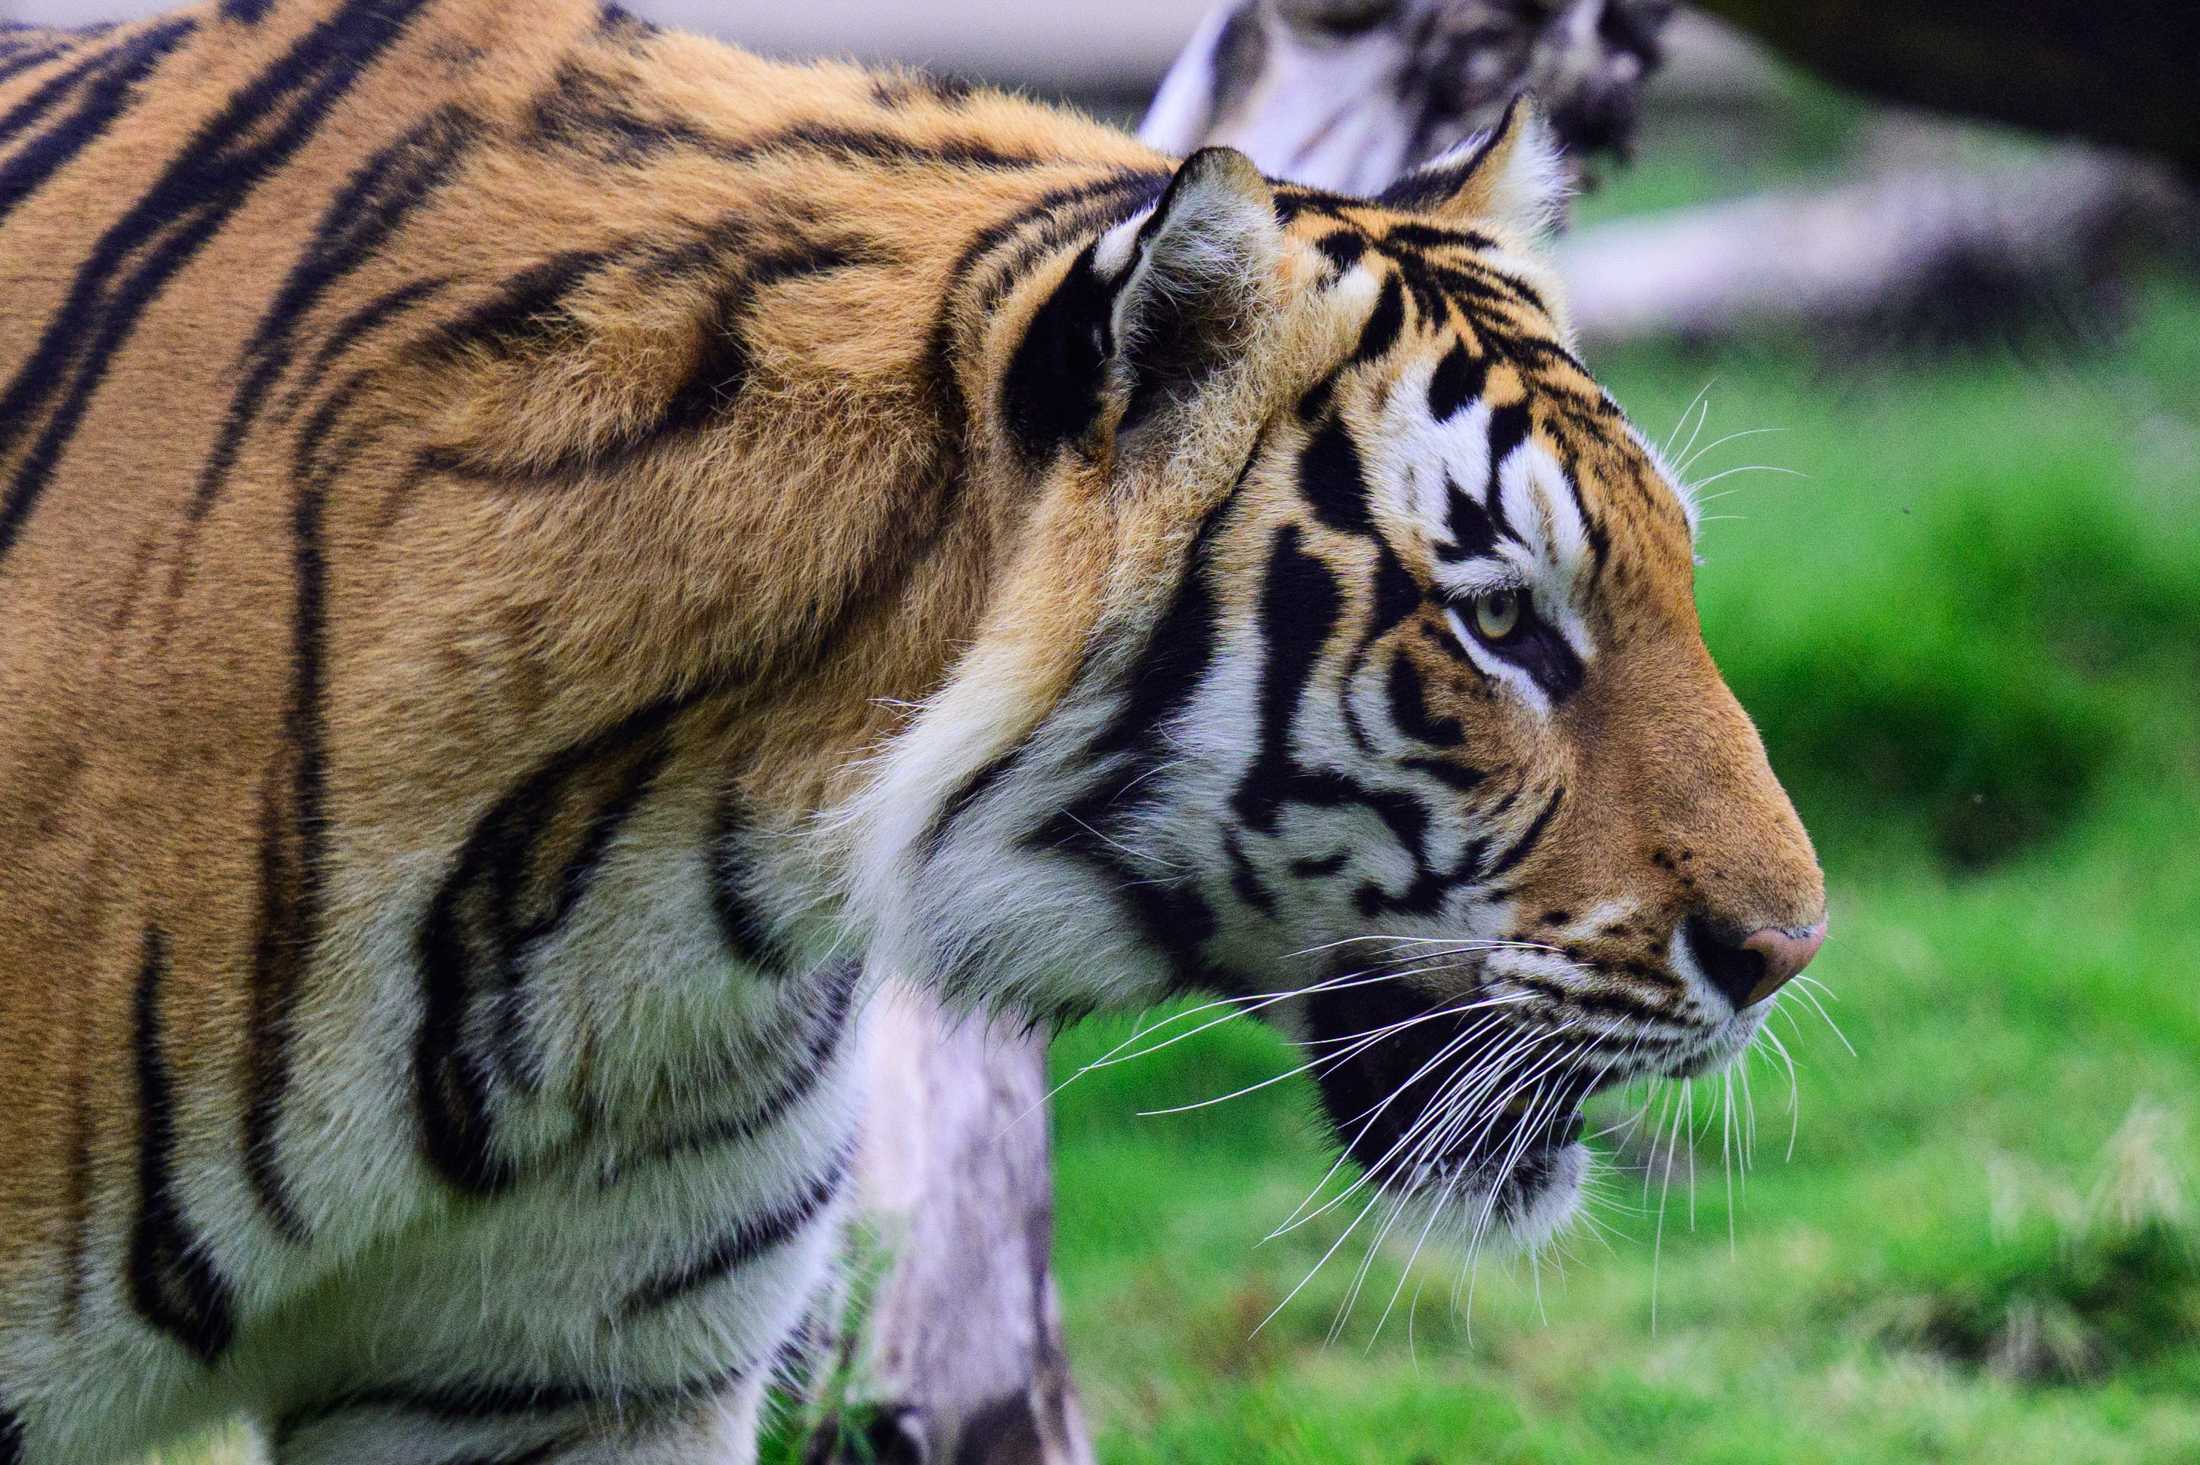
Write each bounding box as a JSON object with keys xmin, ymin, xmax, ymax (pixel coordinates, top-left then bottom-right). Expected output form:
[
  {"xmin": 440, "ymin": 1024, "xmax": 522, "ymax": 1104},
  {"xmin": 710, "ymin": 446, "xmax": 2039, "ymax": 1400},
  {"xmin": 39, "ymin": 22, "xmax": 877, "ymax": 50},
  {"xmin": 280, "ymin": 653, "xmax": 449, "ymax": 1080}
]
[
  {"xmin": 234, "ymin": 369, "xmax": 381, "ymax": 1236},
  {"xmin": 276, "ymin": 274, "xmax": 452, "ymax": 423},
  {"xmin": 619, "ymin": 1148, "xmax": 849, "ymax": 1317},
  {"xmin": 0, "ymin": 20, "xmax": 196, "ymax": 218},
  {"xmin": 0, "ymin": 1404, "xmax": 22, "ymax": 1465},
  {"xmin": 710, "ymin": 795, "xmax": 795, "ymax": 974},
  {"xmin": 1312, "ymin": 229, "xmax": 1365, "ymax": 278},
  {"xmin": 1223, "ymin": 830, "xmax": 1276, "ymax": 915},
  {"xmin": 1472, "ymin": 407, "xmax": 1530, "ymax": 551},
  {"xmin": 768, "ymin": 121, "xmax": 1035, "ymax": 171},
  {"xmin": 1439, "ymin": 473, "xmax": 1503, "ymax": 561},
  {"xmin": 1272, "ymin": 185, "xmax": 1355, "ymax": 228},
  {"xmin": 523, "ymin": 60, "xmax": 702, "ymax": 163},
  {"xmin": 130, "ymin": 927, "xmax": 237, "ymax": 1362},
  {"xmin": 1385, "ymin": 651, "xmax": 1464, "ymax": 748},
  {"xmin": 1085, "ymin": 465, "xmax": 1238, "ymax": 760},
  {"xmin": 1297, "ymin": 418, "xmax": 1373, "ymax": 537},
  {"xmin": 0, "ymin": 23, "xmax": 108, "ymax": 83},
  {"xmin": 1499, "ymin": 332, "xmax": 1594, "ymax": 381},
  {"xmin": 1348, "ymin": 275, "xmax": 1406, "ymax": 365},
  {"xmin": 1505, "ymin": 972, "xmax": 1685, "ymax": 1028},
  {"xmin": 1032, "ymin": 797, "xmax": 1218, "ymax": 1000},
  {"xmin": 606, "ymin": 237, "xmax": 878, "ymax": 469},
  {"xmin": 222, "ymin": 0, "xmax": 274, "ymax": 22},
  {"xmin": 919, "ymin": 173, "xmax": 1162, "ymax": 582},
  {"xmin": 242, "ymin": 774, "xmax": 315, "ymax": 1244},
  {"xmin": 0, "ymin": 0, "xmax": 432, "ymax": 568},
  {"xmin": 288, "ymin": 1362, "xmax": 745, "ymax": 1429},
  {"xmin": 1486, "ymin": 400, "xmax": 1532, "ymax": 472},
  {"xmin": 1287, "ymin": 848, "xmax": 1349, "ymax": 879},
  {"xmin": 920, "ymin": 742, "xmax": 1026, "ymax": 860},
  {"xmin": 1234, "ymin": 525, "xmax": 1344, "ymax": 836},
  {"xmin": 1352, "ymin": 820, "xmax": 1492, "ymax": 920},
  {"xmin": 596, "ymin": 3, "xmax": 656, "ymax": 42},
  {"xmin": 1233, "ymin": 528, "xmax": 1506, "ymax": 921},
  {"xmin": 60, "ymin": 1035, "xmax": 95, "ymax": 1323},
  {"xmin": 413, "ymin": 249, "xmax": 613, "ymax": 367},
  {"xmin": 870, "ymin": 69, "xmax": 973, "ymax": 110},
  {"xmin": 1485, "ymin": 785, "xmax": 1563, "ymax": 879},
  {"xmin": 216, "ymin": 117, "xmax": 477, "ymax": 1240},
  {"xmin": 0, "ymin": 38, "xmax": 73, "ymax": 89},
  {"xmin": 1395, "ymin": 254, "xmax": 1451, "ymax": 324},
  {"xmin": 1549, "ymin": 436, "xmax": 1613, "ymax": 579},
  {"xmin": 518, "ymin": 71, "xmax": 1044, "ymax": 175},
  {"xmin": 1017, "ymin": 480, "xmax": 1251, "ymax": 993},
  {"xmin": 1402, "ymin": 755, "xmax": 1486, "ymax": 794},
  {"xmin": 187, "ymin": 106, "xmax": 475, "ymax": 526},
  {"xmin": 415, "ymin": 701, "xmax": 682, "ymax": 1193},
  {"xmin": 626, "ymin": 961, "xmax": 860, "ymax": 1176},
  {"xmin": 930, "ymin": 436, "xmax": 1246, "ymax": 867},
  {"xmin": 1425, "ymin": 341, "xmax": 1486, "ymax": 422},
  {"xmin": 1295, "ymin": 371, "xmax": 1336, "ymax": 423},
  {"xmin": 418, "ymin": 234, "xmax": 881, "ymax": 484},
  {"xmin": 924, "ymin": 167, "xmax": 1164, "ymax": 448},
  {"xmin": 1340, "ymin": 540, "xmax": 1423, "ymax": 692},
  {"xmin": 999, "ymin": 237, "xmax": 1111, "ymax": 461},
  {"xmin": 1384, "ymin": 222, "xmax": 1500, "ymax": 256},
  {"xmin": 1426, "ymin": 256, "xmax": 1547, "ymax": 317}
]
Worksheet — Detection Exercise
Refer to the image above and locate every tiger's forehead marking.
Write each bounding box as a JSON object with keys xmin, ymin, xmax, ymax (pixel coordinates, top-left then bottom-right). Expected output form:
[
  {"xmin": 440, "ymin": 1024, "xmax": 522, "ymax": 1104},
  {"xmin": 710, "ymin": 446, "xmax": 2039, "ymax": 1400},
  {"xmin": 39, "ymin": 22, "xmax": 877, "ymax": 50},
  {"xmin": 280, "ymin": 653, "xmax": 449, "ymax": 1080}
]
[{"xmin": 1280, "ymin": 211, "xmax": 1700, "ymax": 615}]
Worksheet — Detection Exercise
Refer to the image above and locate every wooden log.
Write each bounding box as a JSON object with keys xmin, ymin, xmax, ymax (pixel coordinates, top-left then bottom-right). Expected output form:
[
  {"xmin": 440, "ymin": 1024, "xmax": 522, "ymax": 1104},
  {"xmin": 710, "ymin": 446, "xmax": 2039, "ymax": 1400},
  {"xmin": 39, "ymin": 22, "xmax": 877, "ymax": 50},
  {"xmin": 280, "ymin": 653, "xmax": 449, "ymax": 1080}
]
[
  {"xmin": 1557, "ymin": 151, "xmax": 2194, "ymax": 349},
  {"xmin": 831, "ymin": 986, "xmax": 1094, "ymax": 1465}
]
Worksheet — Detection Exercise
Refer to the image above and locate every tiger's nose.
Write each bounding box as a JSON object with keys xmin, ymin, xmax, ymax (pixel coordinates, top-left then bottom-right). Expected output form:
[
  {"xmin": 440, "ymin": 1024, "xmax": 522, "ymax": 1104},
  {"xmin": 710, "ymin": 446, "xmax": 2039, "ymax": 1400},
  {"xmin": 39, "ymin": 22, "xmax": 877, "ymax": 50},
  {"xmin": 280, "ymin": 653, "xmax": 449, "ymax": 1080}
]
[{"xmin": 1686, "ymin": 917, "xmax": 1827, "ymax": 1010}]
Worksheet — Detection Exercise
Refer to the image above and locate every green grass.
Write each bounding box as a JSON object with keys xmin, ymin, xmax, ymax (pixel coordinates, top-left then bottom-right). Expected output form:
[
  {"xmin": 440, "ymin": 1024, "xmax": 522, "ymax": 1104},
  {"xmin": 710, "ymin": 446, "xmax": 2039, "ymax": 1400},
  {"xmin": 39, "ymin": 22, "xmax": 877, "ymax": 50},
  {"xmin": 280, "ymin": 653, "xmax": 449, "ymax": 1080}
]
[{"xmin": 1044, "ymin": 276, "xmax": 2200, "ymax": 1463}]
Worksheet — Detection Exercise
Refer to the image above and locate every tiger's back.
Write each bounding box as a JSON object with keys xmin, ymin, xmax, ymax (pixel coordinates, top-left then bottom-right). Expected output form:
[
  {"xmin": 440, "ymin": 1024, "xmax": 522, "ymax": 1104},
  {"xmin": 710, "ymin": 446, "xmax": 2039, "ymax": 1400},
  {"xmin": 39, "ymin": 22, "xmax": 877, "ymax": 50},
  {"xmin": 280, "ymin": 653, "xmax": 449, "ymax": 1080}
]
[{"xmin": 0, "ymin": 4, "xmax": 1168, "ymax": 1458}]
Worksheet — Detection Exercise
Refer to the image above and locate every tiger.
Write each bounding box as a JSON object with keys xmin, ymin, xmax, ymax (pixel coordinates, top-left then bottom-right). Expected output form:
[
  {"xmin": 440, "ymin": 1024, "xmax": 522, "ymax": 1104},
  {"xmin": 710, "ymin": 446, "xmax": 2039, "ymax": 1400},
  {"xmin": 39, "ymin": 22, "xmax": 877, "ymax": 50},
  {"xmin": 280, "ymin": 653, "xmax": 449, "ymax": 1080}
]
[
  {"xmin": 0, "ymin": 2, "xmax": 1827, "ymax": 1462},
  {"xmin": 1142, "ymin": 0, "xmax": 1671, "ymax": 197}
]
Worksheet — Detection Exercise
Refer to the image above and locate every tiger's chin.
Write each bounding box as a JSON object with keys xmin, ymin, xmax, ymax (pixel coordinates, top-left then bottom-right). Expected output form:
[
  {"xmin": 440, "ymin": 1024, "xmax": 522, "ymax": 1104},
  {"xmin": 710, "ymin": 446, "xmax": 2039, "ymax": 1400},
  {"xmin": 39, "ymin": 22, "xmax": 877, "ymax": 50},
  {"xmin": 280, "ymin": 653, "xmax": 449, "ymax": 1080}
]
[
  {"xmin": 1298, "ymin": 971, "xmax": 1633, "ymax": 1254},
  {"xmin": 1349, "ymin": 1089, "xmax": 1599, "ymax": 1255}
]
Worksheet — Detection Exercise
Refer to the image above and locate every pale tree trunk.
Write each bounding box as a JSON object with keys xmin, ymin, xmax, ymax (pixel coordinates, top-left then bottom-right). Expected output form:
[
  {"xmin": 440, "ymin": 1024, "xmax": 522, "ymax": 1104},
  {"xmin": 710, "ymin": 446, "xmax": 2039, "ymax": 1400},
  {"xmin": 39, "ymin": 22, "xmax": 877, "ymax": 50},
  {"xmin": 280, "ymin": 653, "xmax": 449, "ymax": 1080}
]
[
  {"xmin": 836, "ymin": 989, "xmax": 1093, "ymax": 1465},
  {"xmin": 819, "ymin": 7, "xmax": 1671, "ymax": 1461}
]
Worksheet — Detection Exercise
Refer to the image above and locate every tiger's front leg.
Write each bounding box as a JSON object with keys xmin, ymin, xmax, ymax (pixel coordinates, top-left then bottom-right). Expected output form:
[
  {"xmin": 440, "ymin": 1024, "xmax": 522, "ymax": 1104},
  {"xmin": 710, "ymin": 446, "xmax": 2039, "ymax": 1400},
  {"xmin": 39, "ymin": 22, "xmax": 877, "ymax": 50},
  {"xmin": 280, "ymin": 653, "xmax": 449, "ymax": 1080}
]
[{"xmin": 271, "ymin": 1377, "xmax": 768, "ymax": 1465}]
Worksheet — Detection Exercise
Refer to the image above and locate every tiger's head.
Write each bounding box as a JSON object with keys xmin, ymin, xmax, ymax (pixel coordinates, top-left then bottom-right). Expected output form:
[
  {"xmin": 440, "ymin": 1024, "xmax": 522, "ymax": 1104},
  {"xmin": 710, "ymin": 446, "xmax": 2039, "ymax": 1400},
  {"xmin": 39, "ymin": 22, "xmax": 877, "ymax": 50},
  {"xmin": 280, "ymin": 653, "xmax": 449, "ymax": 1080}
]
[{"xmin": 852, "ymin": 104, "xmax": 1825, "ymax": 1245}]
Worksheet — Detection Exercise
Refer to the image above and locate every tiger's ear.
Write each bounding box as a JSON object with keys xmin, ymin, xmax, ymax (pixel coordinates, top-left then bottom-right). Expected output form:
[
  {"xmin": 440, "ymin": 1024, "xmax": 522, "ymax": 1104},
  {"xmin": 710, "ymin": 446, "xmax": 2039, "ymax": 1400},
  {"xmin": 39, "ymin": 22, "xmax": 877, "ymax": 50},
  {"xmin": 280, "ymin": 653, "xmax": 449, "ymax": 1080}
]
[
  {"xmin": 1377, "ymin": 97, "xmax": 1568, "ymax": 242},
  {"xmin": 1001, "ymin": 146, "xmax": 1281, "ymax": 464}
]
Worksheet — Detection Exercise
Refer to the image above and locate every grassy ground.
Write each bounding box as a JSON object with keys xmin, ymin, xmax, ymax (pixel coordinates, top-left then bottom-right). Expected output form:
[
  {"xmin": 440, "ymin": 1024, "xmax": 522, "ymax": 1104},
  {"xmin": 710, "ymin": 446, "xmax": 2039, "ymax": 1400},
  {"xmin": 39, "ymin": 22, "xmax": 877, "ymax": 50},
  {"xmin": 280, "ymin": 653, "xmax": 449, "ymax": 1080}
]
[{"xmin": 1043, "ymin": 254, "xmax": 2200, "ymax": 1463}]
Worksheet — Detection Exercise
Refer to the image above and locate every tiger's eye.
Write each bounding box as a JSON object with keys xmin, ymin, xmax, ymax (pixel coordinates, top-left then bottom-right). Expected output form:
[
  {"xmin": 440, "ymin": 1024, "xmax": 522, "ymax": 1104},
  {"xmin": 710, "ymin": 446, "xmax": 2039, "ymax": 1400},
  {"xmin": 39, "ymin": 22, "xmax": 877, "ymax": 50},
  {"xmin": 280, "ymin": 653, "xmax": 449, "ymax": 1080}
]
[{"xmin": 1474, "ymin": 589, "xmax": 1522, "ymax": 641}]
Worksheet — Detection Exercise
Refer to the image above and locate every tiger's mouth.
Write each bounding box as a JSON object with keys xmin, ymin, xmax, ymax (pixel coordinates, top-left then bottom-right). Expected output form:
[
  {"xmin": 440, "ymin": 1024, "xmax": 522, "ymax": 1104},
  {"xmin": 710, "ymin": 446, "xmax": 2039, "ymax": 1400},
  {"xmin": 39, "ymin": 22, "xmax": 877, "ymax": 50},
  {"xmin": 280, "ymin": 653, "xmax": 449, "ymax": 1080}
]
[{"xmin": 1302, "ymin": 973, "xmax": 1629, "ymax": 1244}]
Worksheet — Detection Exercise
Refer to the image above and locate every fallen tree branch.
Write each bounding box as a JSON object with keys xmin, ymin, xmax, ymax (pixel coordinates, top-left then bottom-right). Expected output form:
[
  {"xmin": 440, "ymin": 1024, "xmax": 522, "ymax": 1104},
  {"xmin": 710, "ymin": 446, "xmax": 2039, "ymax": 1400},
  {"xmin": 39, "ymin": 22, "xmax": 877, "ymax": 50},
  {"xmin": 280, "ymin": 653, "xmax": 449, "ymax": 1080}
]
[{"xmin": 1558, "ymin": 151, "xmax": 2195, "ymax": 350}]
